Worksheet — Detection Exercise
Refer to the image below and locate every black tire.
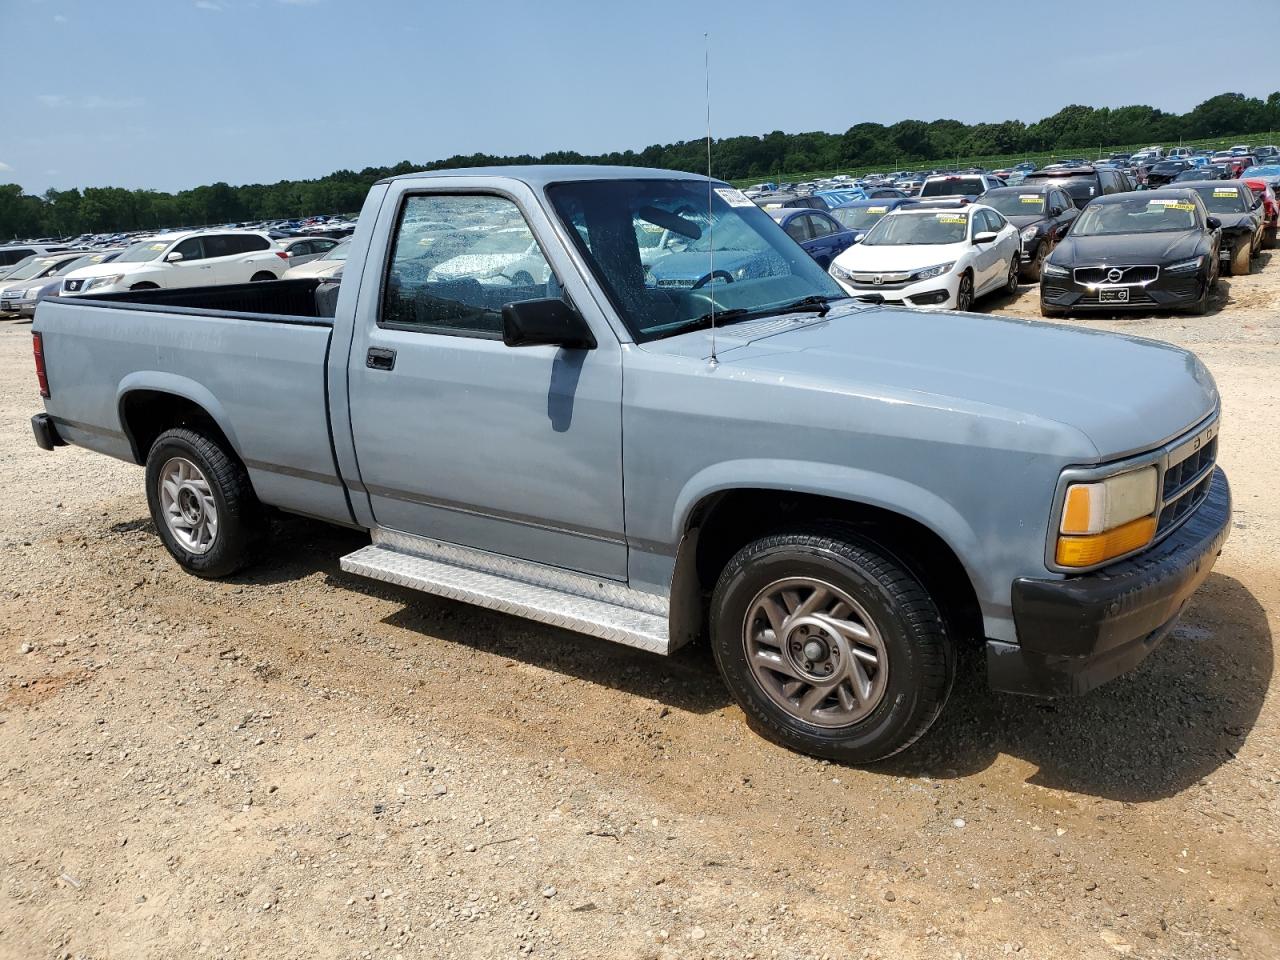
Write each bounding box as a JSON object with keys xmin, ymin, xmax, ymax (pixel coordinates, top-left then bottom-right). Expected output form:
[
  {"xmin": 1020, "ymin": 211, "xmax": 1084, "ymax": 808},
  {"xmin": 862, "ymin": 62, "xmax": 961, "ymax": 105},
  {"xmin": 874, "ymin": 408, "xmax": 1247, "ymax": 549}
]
[
  {"xmin": 1020, "ymin": 242, "xmax": 1048, "ymax": 282},
  {"xmin": 710, "ymin": 529, "xmax": 954, "ymax": 764},
  {"xmin": 1004, "ymin": 256, "xmax": 1019, "ymax": 294},
  {"xmin": 250, "ymin": 271, "xmax": 277, "ymax": 282},
  {"xmin": 144, "ymin": 427, "xmax": 263, "ymax": 578},
  {"xmin": 1226, "ymin": 242, "xmax": 1249, "ymax": 277},
  {"xmin": 1186, "ymin": 281, "xmax": 1210, "ymax": 316},
  {"xmin": 954, "ymin": 271, "xmax": 974, "ymax": 311},
  {"xmin": 1265, "ymin": 226, "xmax": 1277, "ymax": 250}
]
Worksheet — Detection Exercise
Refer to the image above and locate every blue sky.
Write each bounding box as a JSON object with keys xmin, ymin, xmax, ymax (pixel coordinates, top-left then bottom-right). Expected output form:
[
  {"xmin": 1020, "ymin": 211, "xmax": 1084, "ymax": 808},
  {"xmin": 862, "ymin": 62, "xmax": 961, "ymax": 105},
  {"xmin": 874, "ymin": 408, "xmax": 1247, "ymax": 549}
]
[{"xmin": 5, "ymin": 0, "xmax": 1279, "ymax": 195}]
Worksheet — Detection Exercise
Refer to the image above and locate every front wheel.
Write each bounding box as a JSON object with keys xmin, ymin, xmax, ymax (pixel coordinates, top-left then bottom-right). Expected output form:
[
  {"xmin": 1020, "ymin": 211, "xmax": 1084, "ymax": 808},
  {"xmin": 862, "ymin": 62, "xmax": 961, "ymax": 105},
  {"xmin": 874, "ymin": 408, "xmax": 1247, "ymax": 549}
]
[
  {"xmin": 1003, "ymin": 256, "xmax": 1019, "ymax": 294},
  {"xmin": 710, "ymin": 529, "xmax": 954, "ymax": 763},
  {"xmin": 145, "ymin": 427, "xmax": 263, "ymax": 578},
  {"xmin": 954, "ymin": 271, "xmax": 974, "ymax": 311},
  {"xmin": 1226, "ymin": 243, "xmax": 1250, "ymax": 277}
]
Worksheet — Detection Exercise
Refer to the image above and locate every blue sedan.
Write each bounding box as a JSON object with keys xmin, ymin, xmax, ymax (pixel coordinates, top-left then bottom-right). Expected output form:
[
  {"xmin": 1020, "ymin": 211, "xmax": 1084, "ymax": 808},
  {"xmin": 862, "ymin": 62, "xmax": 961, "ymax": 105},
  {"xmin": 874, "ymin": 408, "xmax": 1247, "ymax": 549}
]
[
  {"xmin": 765, "ymin": 207, "xmax": 857, "ymax": 268},
  {"xmin": 828, "ymin": 197, "xmax": 918, "ymax": 244}
]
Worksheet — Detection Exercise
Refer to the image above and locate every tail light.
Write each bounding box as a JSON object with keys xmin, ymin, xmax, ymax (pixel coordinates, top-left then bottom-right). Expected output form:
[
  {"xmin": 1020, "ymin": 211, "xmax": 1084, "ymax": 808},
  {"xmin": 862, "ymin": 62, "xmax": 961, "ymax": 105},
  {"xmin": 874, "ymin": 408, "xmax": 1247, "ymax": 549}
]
[
  {"xmin": 33, "ymin": 332, "xmax": 49, "ymax": 398},
  {"xmin": 275, "ymin": 251, "xmax": 290, "ymax": 260}
]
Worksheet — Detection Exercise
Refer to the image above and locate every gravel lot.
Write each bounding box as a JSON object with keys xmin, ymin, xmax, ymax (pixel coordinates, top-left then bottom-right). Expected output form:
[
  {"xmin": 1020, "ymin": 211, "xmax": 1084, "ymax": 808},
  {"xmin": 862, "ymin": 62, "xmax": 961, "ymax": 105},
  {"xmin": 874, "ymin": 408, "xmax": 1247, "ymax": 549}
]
[{"xmin": 1, "ymin": 258, "xmax": 1277, "ymax": 960}]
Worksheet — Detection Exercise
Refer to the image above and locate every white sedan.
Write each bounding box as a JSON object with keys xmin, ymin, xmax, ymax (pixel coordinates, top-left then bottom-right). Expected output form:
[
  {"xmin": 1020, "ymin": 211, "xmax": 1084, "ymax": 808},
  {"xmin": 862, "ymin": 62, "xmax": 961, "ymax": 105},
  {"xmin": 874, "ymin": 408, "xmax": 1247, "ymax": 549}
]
[{"xmin": 828, "ymin": 203, "xmax": 1022, "ymax": 311}]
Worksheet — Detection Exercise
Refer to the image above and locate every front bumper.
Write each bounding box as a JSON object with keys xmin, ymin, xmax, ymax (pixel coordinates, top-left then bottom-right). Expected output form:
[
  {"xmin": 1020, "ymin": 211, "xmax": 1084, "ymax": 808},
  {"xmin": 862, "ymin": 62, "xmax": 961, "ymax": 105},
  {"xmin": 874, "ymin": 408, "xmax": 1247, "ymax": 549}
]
[
  {"xmin": 987, "ymin": 467, "xmax": 1230, "ymax": 697},
  {"xmin": 833, "ymin": 271, "xmax": 960, "ymax": 309},
  {"xmin": 1040, "ymin": 268, "xmax": 1207, "ymax": 312}
]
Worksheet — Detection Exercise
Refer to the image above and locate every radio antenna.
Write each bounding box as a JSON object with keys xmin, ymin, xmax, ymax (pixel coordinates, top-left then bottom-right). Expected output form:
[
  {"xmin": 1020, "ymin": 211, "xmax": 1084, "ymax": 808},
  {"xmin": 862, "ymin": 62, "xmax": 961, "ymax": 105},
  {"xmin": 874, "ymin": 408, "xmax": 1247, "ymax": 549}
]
[{"xmin": 705, "ymin": 31, "xmax": 718, "ymax": 366}]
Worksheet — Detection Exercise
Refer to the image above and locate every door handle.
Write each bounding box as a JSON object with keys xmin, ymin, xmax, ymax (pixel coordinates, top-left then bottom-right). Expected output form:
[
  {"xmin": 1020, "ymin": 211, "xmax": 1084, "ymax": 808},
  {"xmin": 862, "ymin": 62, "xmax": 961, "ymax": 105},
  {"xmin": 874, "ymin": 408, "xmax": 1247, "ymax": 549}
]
[{"xmin": 366, "ymin": 347, "xmax": 396, "ymax": 371}]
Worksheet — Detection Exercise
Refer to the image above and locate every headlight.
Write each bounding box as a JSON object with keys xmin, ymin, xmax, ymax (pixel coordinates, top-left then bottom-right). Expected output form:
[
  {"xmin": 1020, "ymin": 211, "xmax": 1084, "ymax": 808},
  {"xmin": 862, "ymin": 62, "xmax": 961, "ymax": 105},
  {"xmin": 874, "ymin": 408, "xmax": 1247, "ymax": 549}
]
[
  {"xmin": 1166, "ymin": 256, "xmax": 1203, "ymax": 274},
  {"xmin": 912, "ymin": 261, "xmax": 955, "ymax": 281},
  {"xmin": 1041, "ymin": 262, "xmax": 1069, "ymax": 278},
  {"xmin": 829, "ymin": 263, "xmax": 852, "ymax": 281},
  {"xmin": 1055, "ymin": 465, "xmax": 1159, "ymax": 568},
  {"xmin": 1020, "ymin": 226, "xmax": 1039, "ymax": 242},
  {"xmin": 84, "ymin": 274, "xmax": 125, "ymax": 291},
  {"xmin": 25, "ymin": 286, "xmax": 45, "ymax": 298}
]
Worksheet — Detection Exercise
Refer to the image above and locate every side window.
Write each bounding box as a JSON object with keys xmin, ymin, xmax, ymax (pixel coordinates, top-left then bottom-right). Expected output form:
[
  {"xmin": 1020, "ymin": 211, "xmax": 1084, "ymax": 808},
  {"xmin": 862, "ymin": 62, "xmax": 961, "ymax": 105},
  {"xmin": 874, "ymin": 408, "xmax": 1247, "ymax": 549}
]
[
  {"xmin": 985, "ymin": 209, "xmax": 1008, "ymax": 230},
  {"xmin": 313, "ymin": 239, "xmax": 337, "ymax": 253},
  {"xmin": 784, "ymin": 216, "xmax": 812, "ymax": 243},
  {"xmin": 172, "ymin": 237, "xmax": 204, "ymax": 262},
  {"xmin": 228, "ymin": 234, "xmax": 270, "ymax": 254},
  {"xmin": 381, "ymin": 193, "xmax": 554, "ymax": 337},
  {"xmin": 808, "ymin": 214, "xmax": 836, "ymax": 238},
  {"xmin": 202, "ymin": 235, "xmax": 234, "ymax": 259},
  {"xmin": 290, "ymin": 240, "xmax": 314, "ymax": 256}
]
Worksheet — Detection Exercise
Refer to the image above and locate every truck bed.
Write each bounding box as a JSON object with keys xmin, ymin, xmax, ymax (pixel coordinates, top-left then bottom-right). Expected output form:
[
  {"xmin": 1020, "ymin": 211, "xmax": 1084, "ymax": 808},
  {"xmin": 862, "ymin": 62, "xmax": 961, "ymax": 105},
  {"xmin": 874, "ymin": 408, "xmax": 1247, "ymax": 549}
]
[{"xmin": 34, "ymin": 279, "xmax": 353, "ymax": 526}]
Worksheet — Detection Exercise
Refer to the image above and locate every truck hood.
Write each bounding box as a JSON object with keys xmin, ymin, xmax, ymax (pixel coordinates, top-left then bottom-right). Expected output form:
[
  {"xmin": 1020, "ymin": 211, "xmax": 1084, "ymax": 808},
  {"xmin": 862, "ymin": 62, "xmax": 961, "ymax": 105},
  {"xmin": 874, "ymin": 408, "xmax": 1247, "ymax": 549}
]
[
  {"xmin": 642, "ymin": 304, "xmax": 1217, "ymax": 460},
  {"xmin": 832, "ymin": 241, "xmax": 969, "ymax": 273}
]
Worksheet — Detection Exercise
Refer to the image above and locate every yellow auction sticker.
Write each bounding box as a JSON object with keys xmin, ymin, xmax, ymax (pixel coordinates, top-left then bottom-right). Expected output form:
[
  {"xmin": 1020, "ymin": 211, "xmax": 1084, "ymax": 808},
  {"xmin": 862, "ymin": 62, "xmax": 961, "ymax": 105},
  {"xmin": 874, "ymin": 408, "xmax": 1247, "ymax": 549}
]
[
  {"xmin": 1213, "ymin": 190, "xmax": 1237, "ymax": 198},
  {"xmin": 150, "ymin": 243, "xmax": 166, "ymax": 250},
  {"xmin": 1020, "ymin": 196, "xmax": 1044, "ymax": 203},
  {"xmin": 867, "ymin": 206, "xmax": 888, "ymax": 214},
  {"xmin": 937, "ymin": 215, "xmax": 967, "ymax": 224}
]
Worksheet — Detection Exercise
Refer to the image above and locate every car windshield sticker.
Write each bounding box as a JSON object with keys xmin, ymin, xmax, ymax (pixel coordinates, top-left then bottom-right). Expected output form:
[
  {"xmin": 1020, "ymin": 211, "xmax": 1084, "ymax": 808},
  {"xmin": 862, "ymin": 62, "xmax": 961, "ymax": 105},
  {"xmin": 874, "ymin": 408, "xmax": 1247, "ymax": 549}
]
[
  {"xmin": 937, "ymin": 215, "xmax": 967, "ymax": 224},
  {"xmin": 714, "ymin": 187, "xmax": 755, "ymax": 208},
  {"xmin": 867, "ymin": 206, "xmax": 888, "ymax": 214},
  {"xmin": 764, "ymin": 203, "xmax": 782, "ymax": 210},
  {"xmin": 1020, "ymin": 196, "xmax": 1044, "ymax": 204},
  {"xmin": 1213, "ymin": 189, "xmax": 1238, "ymax": 198},
  {"xmin": 1152, "ymin": 201, "xmax": 1195, "ymax": 212},
  {"xmin": 150, "ymin": 243, "xmax": 166, "ymax": 250}
]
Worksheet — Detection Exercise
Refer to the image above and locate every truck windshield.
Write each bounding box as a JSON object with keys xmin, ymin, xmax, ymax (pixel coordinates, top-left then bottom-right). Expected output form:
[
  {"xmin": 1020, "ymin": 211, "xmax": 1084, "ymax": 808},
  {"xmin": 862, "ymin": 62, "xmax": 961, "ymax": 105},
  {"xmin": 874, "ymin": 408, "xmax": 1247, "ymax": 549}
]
[
  {"xmin": 545, "ymin": 179, "xmax": 847, "ymax": 343},
  {"xmin": 115, "ymin": 240, "xmax": 169, "ymax": 263}
]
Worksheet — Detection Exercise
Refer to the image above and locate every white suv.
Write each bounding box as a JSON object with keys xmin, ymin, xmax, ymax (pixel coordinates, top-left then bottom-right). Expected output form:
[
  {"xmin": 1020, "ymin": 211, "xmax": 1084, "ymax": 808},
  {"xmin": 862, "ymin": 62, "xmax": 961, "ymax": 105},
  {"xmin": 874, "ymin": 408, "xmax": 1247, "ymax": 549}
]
[{"xmin": 60, "ymin": 230, "xmax": 282, "ymax": 296}]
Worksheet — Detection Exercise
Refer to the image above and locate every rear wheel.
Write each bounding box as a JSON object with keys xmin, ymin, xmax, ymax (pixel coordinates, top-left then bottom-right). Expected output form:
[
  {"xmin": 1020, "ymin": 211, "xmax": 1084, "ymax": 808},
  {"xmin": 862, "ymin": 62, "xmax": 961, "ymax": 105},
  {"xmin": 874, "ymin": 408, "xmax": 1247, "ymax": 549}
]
[
  {"xmin": 710, "ymin": 529, "xmax": 954, "ymax": 763},
  {"xmin": 145, "ymin": 427, "xmax": 263, "ymax": 578},
  {"xmin": 1004, "ymin": 256, "xmax": 1019, "ymax": 294},
  {"xmin": 1021, "ymin": 241, "xmax": 1049, "ymax": 281}
]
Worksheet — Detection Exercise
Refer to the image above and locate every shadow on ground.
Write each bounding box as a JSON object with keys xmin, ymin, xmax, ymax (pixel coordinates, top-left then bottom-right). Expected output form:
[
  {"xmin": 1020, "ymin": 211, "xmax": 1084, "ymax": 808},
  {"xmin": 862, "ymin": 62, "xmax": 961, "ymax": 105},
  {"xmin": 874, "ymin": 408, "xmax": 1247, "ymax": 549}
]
[
  {"xmin": 880, "ymin": 572, "xmax": 1271, "ymax": 801},
  {"xmin": 215, "ymin": 514, "xmax": 1271, "ymax": 800}
]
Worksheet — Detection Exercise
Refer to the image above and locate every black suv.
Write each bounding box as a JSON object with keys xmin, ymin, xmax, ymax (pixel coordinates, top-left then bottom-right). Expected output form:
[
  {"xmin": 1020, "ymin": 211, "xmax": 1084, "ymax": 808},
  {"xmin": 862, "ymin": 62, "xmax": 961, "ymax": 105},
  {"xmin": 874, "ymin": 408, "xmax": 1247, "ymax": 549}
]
[{"xmin": 1022, "ymin": 164, "xmax": 1129, "ymax": 209}]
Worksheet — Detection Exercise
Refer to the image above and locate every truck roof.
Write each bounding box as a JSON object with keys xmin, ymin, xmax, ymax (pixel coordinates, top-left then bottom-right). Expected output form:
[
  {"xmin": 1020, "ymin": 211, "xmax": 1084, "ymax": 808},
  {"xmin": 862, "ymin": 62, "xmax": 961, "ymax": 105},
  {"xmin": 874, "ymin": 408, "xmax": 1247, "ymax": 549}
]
[{"xmin": 377, "ymin": 164, "xmax": 711, "ymax": 187}]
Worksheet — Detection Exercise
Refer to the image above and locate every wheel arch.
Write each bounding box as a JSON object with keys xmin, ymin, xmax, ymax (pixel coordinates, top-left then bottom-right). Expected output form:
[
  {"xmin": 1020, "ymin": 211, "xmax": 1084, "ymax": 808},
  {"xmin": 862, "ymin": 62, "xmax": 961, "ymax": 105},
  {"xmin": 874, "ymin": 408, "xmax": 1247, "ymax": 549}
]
[
  {"xmin": 667, "ymin": 466, "xmax": 988, "ymax": 651},
  {"xmin": 116, "ymin": 373, "xmax": 242, "ymax": 466}
]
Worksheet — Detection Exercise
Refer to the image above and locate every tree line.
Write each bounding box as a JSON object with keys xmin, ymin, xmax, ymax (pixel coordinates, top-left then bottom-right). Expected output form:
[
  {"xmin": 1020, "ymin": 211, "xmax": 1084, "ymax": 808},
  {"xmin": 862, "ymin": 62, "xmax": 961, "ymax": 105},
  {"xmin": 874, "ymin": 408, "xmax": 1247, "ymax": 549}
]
[{"xmin": 4, "ymin": 91, "xmax": 1278, "ymax": 240}]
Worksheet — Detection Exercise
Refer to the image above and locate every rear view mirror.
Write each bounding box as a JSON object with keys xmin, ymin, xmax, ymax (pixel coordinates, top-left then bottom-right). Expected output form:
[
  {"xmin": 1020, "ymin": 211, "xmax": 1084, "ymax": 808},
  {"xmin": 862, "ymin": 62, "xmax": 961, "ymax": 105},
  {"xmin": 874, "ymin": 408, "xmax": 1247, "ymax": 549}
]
[
  {"xmin": 1206, "ymin": 217, "xmax": 1222, "ymax": 231},
  {"xmin": 164, "ymin": 251, "xmax": 184, "ymax": 263},
  {"xmin": 502, "ymin": 298, "xmax": 596, "ymax": 350},
  {"xmin": 973, "ymin": 231, "xmax": 998, "ymax": 245}
]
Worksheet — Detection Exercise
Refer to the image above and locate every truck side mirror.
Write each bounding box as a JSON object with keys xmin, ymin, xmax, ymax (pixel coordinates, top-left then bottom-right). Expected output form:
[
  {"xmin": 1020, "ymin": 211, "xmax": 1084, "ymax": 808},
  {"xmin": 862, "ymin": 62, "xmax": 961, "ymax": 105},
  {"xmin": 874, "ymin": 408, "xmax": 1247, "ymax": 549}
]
[{"xmin": 501, "ymin": 298, "xmax": 597, "ymax": 350}]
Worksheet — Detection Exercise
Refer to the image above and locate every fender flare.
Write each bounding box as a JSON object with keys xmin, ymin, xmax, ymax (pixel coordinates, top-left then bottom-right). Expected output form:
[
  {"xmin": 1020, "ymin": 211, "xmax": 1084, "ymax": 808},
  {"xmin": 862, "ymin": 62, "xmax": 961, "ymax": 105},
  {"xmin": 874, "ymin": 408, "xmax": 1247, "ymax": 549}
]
[
  {"xmin": 115, "ymin": 371, "xmax": 242, "ymax": 463},
  {"xmin": 670, "ymin": 458, "xmax": 989, "ymax": 597}
]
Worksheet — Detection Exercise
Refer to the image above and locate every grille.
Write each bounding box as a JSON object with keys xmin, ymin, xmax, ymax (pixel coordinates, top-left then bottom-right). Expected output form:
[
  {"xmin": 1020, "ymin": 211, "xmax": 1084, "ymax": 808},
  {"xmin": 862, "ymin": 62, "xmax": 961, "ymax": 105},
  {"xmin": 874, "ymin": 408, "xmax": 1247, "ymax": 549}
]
[
  {"xmin": 850, "ymin": 272, "xmax": 911, "ymax": 289},
  {"xmin": 1073, "ymin": 265, "xmax": 1159, "ymax": 285},
  {"xmin": 1157, "ymin": 433, "xmax": 1218, "ymax": 537}
]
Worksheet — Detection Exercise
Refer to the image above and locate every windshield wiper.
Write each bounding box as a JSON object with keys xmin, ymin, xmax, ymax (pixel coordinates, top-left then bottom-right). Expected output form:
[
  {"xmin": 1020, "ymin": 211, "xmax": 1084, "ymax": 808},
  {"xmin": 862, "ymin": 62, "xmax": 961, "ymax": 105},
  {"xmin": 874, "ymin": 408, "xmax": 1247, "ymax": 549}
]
[{"xmin": 769, "ymin": 295, "xmax": 840, "ymax": 317}]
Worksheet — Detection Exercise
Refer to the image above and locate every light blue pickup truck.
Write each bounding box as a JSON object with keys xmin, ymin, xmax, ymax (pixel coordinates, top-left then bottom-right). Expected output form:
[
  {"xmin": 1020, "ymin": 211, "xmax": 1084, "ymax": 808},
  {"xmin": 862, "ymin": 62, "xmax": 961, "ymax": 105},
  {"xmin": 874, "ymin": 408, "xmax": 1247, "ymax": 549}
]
[{"xmin": 30, "ymin": 166, "xmax": 1230, "ymax": 762}]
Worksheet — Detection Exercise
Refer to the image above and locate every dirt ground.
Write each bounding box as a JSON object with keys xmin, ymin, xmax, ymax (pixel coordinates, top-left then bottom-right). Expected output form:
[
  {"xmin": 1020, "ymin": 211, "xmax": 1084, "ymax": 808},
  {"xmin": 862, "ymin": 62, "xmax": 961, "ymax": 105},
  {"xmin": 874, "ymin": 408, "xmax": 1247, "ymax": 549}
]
[{"xmin": 1, "ymin": 254, "xmax": 1277, "ymax": 960}]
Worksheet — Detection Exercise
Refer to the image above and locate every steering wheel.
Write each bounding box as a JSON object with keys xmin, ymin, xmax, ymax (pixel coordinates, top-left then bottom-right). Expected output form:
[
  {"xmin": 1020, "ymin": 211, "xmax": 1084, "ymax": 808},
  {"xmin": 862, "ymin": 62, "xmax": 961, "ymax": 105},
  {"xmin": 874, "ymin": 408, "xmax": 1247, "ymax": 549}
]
[{"xmin": 692, "ymin": 270, "xmax": 734, "ymax": 290}]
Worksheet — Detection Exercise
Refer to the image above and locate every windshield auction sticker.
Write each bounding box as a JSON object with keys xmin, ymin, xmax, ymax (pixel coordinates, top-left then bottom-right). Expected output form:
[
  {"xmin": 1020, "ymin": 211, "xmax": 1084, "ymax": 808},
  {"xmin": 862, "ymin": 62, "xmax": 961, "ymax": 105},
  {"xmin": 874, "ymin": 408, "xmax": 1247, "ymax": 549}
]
[
  {"xmin": 936, "ymin": 215, "xmax": 967, "ymax": 223},
  {"xmin": 867, "ymin": 206, "xmax": 888, "ymax": 214},
  {"xmin": 714, "ymin": 188, "xmax": 755, "ymax": 208},
  {"xmin": 1020, "ymin": 195, "xmax": 1044, "ymax": 203},
  {"xmin": 1213, "ymin": 189, "xmax": 1238, "ymax": 198}
]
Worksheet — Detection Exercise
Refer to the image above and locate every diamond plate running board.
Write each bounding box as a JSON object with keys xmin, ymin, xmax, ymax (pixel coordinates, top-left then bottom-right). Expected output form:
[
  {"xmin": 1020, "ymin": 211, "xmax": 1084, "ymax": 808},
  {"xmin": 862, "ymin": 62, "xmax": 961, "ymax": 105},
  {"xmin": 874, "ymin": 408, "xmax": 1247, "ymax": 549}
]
[{"xmin": 340, "ymin": 540, "xmax": 670, "ymax": 655}]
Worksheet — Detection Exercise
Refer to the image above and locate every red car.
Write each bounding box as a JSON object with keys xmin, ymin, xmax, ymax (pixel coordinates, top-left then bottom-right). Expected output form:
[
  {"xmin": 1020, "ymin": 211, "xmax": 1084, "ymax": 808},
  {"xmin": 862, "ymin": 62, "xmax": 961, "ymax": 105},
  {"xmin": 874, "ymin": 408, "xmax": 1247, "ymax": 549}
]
[{"xmin": 1243, "ymin": 177, "xmax": 1279, "ymax": 248}]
